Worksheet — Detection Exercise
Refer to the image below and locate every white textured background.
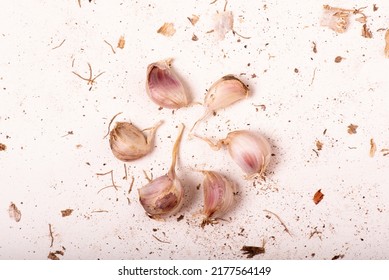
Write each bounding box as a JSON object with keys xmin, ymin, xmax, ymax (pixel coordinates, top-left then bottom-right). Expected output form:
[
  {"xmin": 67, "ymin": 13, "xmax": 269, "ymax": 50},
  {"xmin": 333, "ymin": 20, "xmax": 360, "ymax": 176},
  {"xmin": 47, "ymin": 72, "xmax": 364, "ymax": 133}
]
[{"xmin": 1, "ymin": 0, "xmax": 389, "ymax": 260}]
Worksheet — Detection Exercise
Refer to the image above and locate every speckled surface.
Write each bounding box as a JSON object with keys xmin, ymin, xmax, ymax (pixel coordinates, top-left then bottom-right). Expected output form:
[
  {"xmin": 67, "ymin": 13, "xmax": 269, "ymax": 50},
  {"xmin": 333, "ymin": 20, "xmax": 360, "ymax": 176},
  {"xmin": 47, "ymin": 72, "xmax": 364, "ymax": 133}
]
[{"xmin": 1, "ymin": 0, "xmax": 389, "ymax": 260}]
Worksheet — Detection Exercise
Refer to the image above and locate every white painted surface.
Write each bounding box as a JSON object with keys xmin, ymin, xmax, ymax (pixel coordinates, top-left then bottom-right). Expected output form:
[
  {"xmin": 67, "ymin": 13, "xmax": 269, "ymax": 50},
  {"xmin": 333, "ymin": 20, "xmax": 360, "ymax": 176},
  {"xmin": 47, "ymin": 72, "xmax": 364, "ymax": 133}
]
[{"xmin": 0, "ymin": 0, "xmax": 388, "ymax": 259}]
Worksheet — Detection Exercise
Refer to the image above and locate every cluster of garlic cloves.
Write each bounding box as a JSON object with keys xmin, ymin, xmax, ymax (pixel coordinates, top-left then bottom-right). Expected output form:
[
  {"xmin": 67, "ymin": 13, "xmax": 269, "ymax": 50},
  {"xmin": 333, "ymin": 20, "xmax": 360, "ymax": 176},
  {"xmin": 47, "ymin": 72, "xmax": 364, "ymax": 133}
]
[
  {"xmin": 109, "ymin": 120, "xmax": 162, "ymax": 162},
  {"xmin": 190, "ymin": 75, "xmax": 249, "ymax": 133},
  {"xmin": 138, "ymin": 124, "xmax": 185, "ymax": 219},
  {"xmin": 195, "ymin": 130, "xmax": 272, "ymax": 179},
  {"xmin": 200, "ymin": 170, "xmax": 235, "ymax": 227},
  {"xmin": 146, "ymin": 59, "xmax": 189, "ymax": 109}
]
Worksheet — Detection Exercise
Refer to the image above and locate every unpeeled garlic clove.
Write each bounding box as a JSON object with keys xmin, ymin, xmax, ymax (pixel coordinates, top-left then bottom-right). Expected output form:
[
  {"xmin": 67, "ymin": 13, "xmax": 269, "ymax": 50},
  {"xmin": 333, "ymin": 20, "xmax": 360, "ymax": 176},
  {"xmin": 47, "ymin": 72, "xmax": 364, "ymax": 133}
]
[
  {"xmin": 138, "ymin": 124, "xmax": 185, "ymax": 219},
  {"xmin": 109, "ymin": 121, "xmax": 162, "ymax": 162},
  {"xmin": 200, "ymin": 170, "xmax": 235, "ymax": 227},
  {"xmin": 190, "ymin": 75, "xmax": 249, "ymax": 132},
  {"xmin": 146, "ymin": 59, "xmax": 189, "ymax": 109},
  {"xmin": 195, "ymin": 130, "xmax": 271, "ymax": 179}
]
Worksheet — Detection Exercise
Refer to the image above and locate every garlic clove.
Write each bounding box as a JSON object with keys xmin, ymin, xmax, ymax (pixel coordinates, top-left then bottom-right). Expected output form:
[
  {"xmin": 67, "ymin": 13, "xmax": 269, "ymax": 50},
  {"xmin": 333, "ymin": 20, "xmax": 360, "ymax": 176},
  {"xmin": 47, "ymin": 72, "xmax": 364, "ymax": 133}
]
[
  {"xmin": 138, "ymin": 174, "xmax": 184, "ymax": 219},
  {"xmin": 146, "ymin": 59, "xmax": 189, "ymax": 109},
  {"xmin": 225, "ymin": 131, "xmax": 271, "ymax": 179},
  {"xmin": 190, "ymin": 75, "xmax": 249, "ymax": 133},
  {"xmin": 194, "ymin": 130, "xmax": 271, "ymax": 179},
  {"xmin": 201, "ymin": 170, "xmax": 235, "ymax": 227},
  {"xmin": 205, "ymin": 75, "xmax": 249, "ymax": 112},
  {"xmin": 109, "ymin": 121, "xmax": 162, "ymax": 162},
  {"xmin": 138, "ymin": 124, "xmax": 185, "ymax": 219}
]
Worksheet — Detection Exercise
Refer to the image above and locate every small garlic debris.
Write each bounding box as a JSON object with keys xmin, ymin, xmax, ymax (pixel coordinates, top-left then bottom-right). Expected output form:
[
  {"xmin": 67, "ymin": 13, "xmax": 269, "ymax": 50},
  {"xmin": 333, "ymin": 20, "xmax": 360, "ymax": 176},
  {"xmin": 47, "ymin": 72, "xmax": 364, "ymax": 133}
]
[
  {"xmin": 213, "ymin": 10, "xmax": 234, "ymax": 40},
  {"xmin": 157, "ymin": 22, "xmax": 176, "ymax": 37},
  {"xmin": 146, "ymin": 59, "xmax": 189, "ymax": 109},
  {"xmin": 200, "ymin": 171, "xmax": 235, "ymax": 227},
  {"xmin": 321, "ymin": 5, "xmax": 351, "ymax": 33},
  {"xmin": 190, "ymin": 75, "xmax": 249, "ymax": 133},
  {"xmin": 196, "ymin": 130, "xmax": 271, "ymax": 179},
  {"xmin": 9, "ymin": 202, "xmax": 21, "ymax": 222},
  {"xmin": 385, "ymin": 29, "xmax": 389, "ymax": 58},
  {"xmin": 117, "ymin": 36, "xmax": 125, "ymax": 49},
  {"xmin": 188, "ymin": 14, "xmax": 199, "ymax": 26},
  {"xmin": 109, "ymin": 120, "xmax": 162, "ymax": 162},
  {"xmin": 138, "ymin": 124, "xmax": 185, "ymax": 219}
]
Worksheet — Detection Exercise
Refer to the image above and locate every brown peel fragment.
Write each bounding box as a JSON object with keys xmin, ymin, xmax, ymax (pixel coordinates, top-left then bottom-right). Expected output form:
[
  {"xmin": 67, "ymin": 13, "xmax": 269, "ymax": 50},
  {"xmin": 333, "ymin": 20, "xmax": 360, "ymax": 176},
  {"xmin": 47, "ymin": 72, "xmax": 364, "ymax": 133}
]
[
  {"xmin": 313, "ymin": 189, "xmax": 324, "ymax": 205},
  {"xmin": 321, "ymin": 5, "xmax": 351, "ymax": 33},
  {"xmin": 241, "ymin": 245, "xmax": 265, "ymax": 258},
  {"xmin": 370, "ymin": 138, "xmax": 377, "ymax": 157},
  {"xmin": 61, "ymin": 209, "xmax": 74, "ymax": 217},
  {"xmin": 316, "ymin": 140, "xmax": 323, "ymax": 151},
  {"xmin": 347, "ymin": 124, "xmax": 358, "ymax": 134},
  {"xmin": 0, "ymin": 143, "xmax": 6, "ymax": 151},
  {"xmin": 312, "ymin": 42, "xmax": 317, "ymax": 53},
  {"xmin": 9, "ymin": 202, "xmax": 21, "ymax": 222},
  {"xmin": 157, "ymin": 23, "xmax": 176, "ymax": 37},
  {"xmin": 385, "ymin": 30, "xmax": 389, "ymax": 58},
  {"xmin": 335, "ymin": 56, "xmax": 343, "ymax": 63},
  {"xmin": 187, "ymin": 15, "xmax": 199, "ymax": 26},
  {"xmin": 117, "ymin": 36, "xmax": 125, "ymax": 49},
  {"xmin": 362, "ymin": 24, "xmax": 373, "ymax": 38},
  {"xmin": 332, "ymin": 254, "xmax": 345, "ymax": 260},
  {"xmin": 48, "ymin": 250, "xmax": 64, "ymax": 260}
]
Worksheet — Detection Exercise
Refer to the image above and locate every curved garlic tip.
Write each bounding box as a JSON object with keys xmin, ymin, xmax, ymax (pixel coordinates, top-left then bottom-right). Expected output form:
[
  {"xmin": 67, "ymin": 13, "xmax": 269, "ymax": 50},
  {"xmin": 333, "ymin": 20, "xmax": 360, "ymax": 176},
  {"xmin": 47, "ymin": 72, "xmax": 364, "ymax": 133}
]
[
  {"xmin": 109, "ymin": 121, "xmax": 162, "ymax": 162},
  {"xmin": 201, "ymin": 171, "xmax": 235, "ymax": 228},
  {"xmin": 146, "ymin": 59, "xmax": 189, "ymax": 109},
  {"xmin": 225, "ymin": 131, "xmax": 272, "ymax": 179},
  {"xmin": 190, "ymin": 75, "xmax": 249, "ymax": 133},
  {"xmin": 138, "ymin": 124, "xmax": 185, "ymax": 219}
]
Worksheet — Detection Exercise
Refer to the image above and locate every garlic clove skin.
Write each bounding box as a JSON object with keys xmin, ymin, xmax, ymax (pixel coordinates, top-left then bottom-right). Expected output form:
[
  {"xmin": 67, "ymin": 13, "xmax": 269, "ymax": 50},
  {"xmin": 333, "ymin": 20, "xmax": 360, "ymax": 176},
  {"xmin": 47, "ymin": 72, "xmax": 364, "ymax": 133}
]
[
  {"xmin": 138, "ymin": 174, "xmax": 184, "ymax": 219},
  {"xmin": 213, "ymin": 11, "xmax": 234, "ymax": 40},
  {"xmin": 224, "ymin": 131, "xmax": 271, "ymax": 179},
  {"xmin": 201, "ymin": 171, "xmax": 235, "ymax": 227},
  {"xmin": 320, "ymin": 6, "xmax": 350, "ymax": 34},
  {"xmin": 146, "ymin": 59, "xmax": 189, "ymax": 109},
  {"xmin": 190, "ymin": 75, "xmax": 249, "ymax": 133},
  {"xmin": 109, "ymin": 121, "xmax": 161, "ymax": 162},
  {"xmin": 138, "ymin": 124, "xmax": 185, "ymax": 219},
  {"xmin": 205, "ymin": 75, "xmax": 249, "ymax": 112}
]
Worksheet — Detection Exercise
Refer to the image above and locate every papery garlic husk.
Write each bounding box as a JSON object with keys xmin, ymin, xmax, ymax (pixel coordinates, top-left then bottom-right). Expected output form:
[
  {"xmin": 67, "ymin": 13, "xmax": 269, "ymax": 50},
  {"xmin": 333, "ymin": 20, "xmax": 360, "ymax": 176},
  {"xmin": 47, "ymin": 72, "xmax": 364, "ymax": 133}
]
[
  {"xmin": 320, "ymin": 5, "xmax": 351, "ymax": 33},
  {"xmin": 109, "ymin": 121, "xmax": 162, "ymax": 162},
  {"xmin": 213, "ymin": 11, "xmax": 234, "ymax": 40},
  {"xmin": 196, "ymin": 130, "xmax": 271, "ymax": 179},
  {"xmin": 138, "ymin": 124, "xmax": 185, "ymax": 219},
  {"xmin": 201, "ymin": 171, "xmax": 235, "ymax": 227},
  {"xmin": 146, "ymin": 59, "xmax": 189, "ymax": 109},
  {"xmin": 190, "ymin": 75, "xmax": 249, "ymax": 133}
]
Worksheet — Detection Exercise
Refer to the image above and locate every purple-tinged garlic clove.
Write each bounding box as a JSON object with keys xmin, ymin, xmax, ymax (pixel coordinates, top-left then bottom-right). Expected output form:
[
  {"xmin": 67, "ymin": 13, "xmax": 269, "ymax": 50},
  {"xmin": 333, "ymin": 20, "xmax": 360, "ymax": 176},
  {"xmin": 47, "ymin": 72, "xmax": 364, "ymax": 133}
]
[
  {"xmin": 194, "ymin": 130, "xmax": 271, "ymax": 179},
  {"xmin": 201, "ymin": 170, "xmax": 235, "ymax": 227},
  {"xmin": 190, "ymin": 75, "xmax": 249, "ymax": 133},
  {"xmin": 138, "ymin": 124, "xmax": 185, "ymax": 219},
  {"xmin": 146, "ymin": 59, "xmax": 189, "ymax": 109}
]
